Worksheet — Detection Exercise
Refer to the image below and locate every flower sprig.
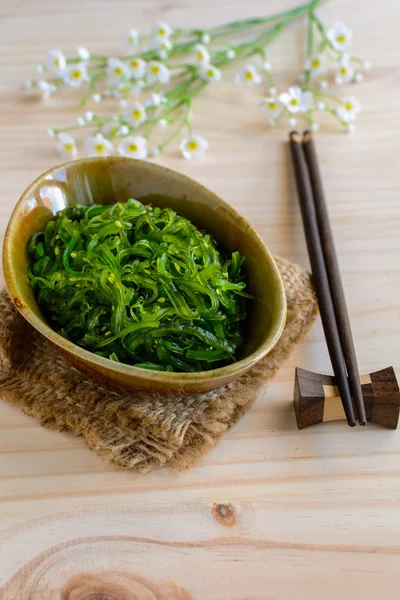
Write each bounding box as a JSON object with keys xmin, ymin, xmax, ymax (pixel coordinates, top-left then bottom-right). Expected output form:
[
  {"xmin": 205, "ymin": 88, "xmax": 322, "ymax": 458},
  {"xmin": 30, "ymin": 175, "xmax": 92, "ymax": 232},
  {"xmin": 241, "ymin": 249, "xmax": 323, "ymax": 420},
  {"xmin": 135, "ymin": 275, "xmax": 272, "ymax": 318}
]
[
  {"xmin": 257, "ymin": 18, "xmax": 368, "ymax": 133},
  {"xmin": 25, "ymin": 0, "xmax": 369, "ymax": 161}
]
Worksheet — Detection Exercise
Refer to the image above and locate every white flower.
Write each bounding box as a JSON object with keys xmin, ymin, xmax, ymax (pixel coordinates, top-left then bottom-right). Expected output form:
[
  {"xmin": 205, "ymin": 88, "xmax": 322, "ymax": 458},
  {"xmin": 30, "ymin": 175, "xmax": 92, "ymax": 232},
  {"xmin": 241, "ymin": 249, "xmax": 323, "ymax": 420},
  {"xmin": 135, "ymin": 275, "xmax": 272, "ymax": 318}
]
[
  {"xmin": 305, "ymin": 53, "xmax": 326, "ymax": 76},
  {"xmin": 288, "ymin": 117, "xmax": 297, "ymax": 128},
  {"xmin": 114, "ymin": 82, "xmax": 134, "ymax": 99},
  {"xmin": 202, "ymin": 33, "xmax": 211, "ymax": 45},
  {"xmin": 310, "ymin": 122, "xmax": 319, "ymax": 132},
  {"xmin": 327, "ymin": 22, "xmax": 353, "ymax": 52},
  {"xmin": 92, "ymin": 94, "xmax": 102, "ymax": 103},
  {"xmin": 355, "ymin": 72, "xmax": 364, "ymax": 83},
  {"xmin": 157, "ymin": 49, "xmax": 168, "ymax": 61},
  {"xmin": 78, "ymin": 47, "xmax": 90, "ymax": 60},
  {"xmin": 57, "ymin": 133, "xmax": 78, "ymax": 159},
  {"xmin": 124, "ymin": 102, "xmax": 147, "ymax": 127},
  {"xmin": 199, "ymin": 64, "xmax": 221, "ymax": 82},
  {"xmin": 130, "ymin": 83, "xmax": 144, "ymax": 96},
  {"xmin": 152, "ymin": 38, "xmax": 173, "ymax": 55},
  {"xmin": 38, "ymin": 79, "xmax": 56, "ymax": 100},
  {"xmin": 226, "ymin": 49, "xmax": 236, "ymax": 60},
  {"xmin": 101, "ymin": 122, "xmax": 120, "ymax": 137},
  {"xmin": 107, "ymin": 58, "xmax": 130, "ymax": 83},
  {"xmin": 159, "ymin": 118, "xmax": 168, "ymax": 128},
  {"xmin": 317, "ymin": 101, "xmax": 325, "ymax": 111},
  {"xmin": 279, "ymin": 86, "xmax": 313, "ymax": 113},
  {"xmin": 320, "ymin": 80, "xmax": 328, "ymax": 90},
  {"xmin": 84, "ymin": 111, "xmax": 93, "ymax": 121},
  {"xmin": 63, "ymin": 64, "xmax": 88, "ymax": 87},
  {"xmin": 25, "ymin": 80, "xmax": 33, "ymax": 89},
  {"xmin": 151, "ymin": 20, "xmax": 173, "ymax": 45},
  {"xmin": 179, "ymin": 134, "xmax": 208, "ymax": 160},
  {"xmin": 36, "ymin": 65, "xmax": 44, "ymax": 73},
  {"xmin": 119, "ymin": 125, "xmax": 130, "ymax": 136},
  {"xmin": 84, "ymin": 133, "xmax": 114, "ymax": 157},
  {"xmin": 268, "ymin": 86, "xmax": 277, "ymax": 95},
  {"xmin": 235, "ymin": 64, "xmax": 262, "ymax": 86},
  {"xmin": 77, "ymin": 116, "xmax": 85, "ymax": 126},
  {"xmin": 118, "ymin": 136, "xmax": 147, "ymax": 159},
  {"xmin": 127, "ymin": 57, "xmax": 147, "ymax": 79},
  {"xmin": 260, "ymin": 97, "xmax": 281, "ymax": 119},
  {"xmin": 337, "ymin": 96, "xmax": 361, "ymax": 122},
  {"xmin": 147, "ymin": 61, "xmax": 170, "ymax": 84},
  {"xmin": 263, "ymin": 61, "xmax": 271, "ymax": 72},
  {"xmin": 47, "ymin": 128, "xmax": 55, "ymax": 138},
  {"xmin": 149, "ymin": 147, "xmax": 160, "ymax": 157},
  {"xmin": 120, "ymin": 100, "xmax": 127, "ymax": 107},
  {"xmin": 335, "ymin": 54, "xmax": 354, "ymax": 84},
  {"xmin": 363, "ymin": 60, "xmax": 370, "ymax": 71},
  {"xmin": 46, "ymin": 50, "xmax": 66, "ymax": 74},
  {"xmin": 194, "ymin": 44, "xmax": 210, "ymax": 67},
  {"xmin": 346, "ymin": 123, "xmax": 356, "ymax": 133},
  {"xmin": 126, "ymin": 28, "xmax": 139, "ymax": 47},
  {"xmin": 146, "ymin": 92, "xmax": 165, "ymax": 108}
]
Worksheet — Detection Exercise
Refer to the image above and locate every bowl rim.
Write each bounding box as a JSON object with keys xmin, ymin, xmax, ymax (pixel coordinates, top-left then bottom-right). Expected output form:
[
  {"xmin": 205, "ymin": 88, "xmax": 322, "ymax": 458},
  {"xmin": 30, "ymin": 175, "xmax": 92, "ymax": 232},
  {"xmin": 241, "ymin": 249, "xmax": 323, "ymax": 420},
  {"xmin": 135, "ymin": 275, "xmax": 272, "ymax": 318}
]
[{"xmin": 3, "ymin": 156, "xmax": 287, "ymax": 384}]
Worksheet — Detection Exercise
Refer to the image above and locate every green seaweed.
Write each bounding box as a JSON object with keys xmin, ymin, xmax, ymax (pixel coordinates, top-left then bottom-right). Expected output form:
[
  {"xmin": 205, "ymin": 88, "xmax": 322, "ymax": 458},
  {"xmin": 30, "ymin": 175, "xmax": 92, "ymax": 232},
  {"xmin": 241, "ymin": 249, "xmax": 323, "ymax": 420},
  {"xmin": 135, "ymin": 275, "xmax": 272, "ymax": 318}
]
[{"xmin": 27, "ymin": 199, "xmax": 251, "ymax": 372}]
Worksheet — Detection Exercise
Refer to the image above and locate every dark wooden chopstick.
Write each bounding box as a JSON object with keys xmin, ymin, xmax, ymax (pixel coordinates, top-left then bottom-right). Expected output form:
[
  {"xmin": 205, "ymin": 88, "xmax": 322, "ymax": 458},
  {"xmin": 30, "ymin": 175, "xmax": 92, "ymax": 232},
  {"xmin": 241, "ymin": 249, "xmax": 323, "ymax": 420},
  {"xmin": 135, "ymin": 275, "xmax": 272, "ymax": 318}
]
[
  {"xmin": 302, "ymin": 131, "xmax": 367, "ymax": 426},
  {"xmin": 289, "ymin": 131, "xmax": 356, "ymax": 427}
]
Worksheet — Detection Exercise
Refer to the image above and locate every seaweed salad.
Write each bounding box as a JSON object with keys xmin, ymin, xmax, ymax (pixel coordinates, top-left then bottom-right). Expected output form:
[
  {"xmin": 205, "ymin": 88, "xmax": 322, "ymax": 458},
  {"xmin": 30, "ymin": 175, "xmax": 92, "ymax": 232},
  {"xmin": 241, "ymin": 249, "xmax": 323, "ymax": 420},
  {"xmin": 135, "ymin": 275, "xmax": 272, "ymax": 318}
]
[{"xmin": 27, "ymin": 199, "xmax": 251, "ymax": 372}]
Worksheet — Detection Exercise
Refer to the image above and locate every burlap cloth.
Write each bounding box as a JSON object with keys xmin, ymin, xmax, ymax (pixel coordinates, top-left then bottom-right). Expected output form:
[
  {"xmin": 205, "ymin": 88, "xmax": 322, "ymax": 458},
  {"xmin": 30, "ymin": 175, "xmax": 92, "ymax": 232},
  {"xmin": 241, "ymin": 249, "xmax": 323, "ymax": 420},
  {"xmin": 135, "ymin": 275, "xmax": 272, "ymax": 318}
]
[{"xmin": 0, "ymin": 256, "xmax": 316, "ymax": 473}]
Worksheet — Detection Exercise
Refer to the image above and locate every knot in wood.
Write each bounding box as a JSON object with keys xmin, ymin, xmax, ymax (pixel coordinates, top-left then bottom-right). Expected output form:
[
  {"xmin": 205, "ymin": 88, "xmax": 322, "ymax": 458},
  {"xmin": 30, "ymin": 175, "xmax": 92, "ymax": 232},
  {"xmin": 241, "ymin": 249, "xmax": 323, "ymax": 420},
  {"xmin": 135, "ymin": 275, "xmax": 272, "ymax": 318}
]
[{"xmin": 211, "ymin": 502, "xmax": 236, "ymax": 527}]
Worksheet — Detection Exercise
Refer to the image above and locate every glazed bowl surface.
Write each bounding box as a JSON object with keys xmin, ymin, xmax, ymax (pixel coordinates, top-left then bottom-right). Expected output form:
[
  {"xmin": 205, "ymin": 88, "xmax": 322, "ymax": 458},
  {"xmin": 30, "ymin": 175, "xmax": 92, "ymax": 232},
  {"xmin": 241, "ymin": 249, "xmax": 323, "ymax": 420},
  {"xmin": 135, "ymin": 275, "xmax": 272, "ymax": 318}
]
[{"xmin": 3, "ymin": 157, "xmax": 286, "ymax": 394}]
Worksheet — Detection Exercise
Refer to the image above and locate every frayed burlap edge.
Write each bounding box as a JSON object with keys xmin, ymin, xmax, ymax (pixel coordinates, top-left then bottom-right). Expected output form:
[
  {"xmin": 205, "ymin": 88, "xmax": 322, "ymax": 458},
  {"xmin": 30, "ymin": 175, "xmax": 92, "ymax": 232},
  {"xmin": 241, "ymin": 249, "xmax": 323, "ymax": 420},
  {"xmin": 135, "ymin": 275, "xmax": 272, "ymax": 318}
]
[{"xmin": 0, "ymin": 256, "xmax": 316, "ymax": 473}]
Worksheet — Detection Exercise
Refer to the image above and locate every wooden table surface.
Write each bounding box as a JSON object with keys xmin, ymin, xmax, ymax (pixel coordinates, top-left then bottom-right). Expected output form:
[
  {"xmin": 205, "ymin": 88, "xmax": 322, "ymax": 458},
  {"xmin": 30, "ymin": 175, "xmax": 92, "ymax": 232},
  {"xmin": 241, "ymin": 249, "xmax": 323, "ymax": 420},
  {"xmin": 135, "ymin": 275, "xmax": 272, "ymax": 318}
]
[{"xmin": 1, "ymin": 0, "xmax": 400, "ymax": 597}]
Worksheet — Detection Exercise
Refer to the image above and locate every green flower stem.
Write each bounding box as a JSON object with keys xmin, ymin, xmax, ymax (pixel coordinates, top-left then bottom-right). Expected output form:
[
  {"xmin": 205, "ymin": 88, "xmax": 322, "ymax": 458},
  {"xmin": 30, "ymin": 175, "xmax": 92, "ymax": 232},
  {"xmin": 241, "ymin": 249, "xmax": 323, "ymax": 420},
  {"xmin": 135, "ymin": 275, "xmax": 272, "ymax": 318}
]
[
  {"xmin": 55, "ymin": 0, "xmax": 323, "ymax": 77},
  {"xmin": 304, "ymin": 12, "xmax": 314, "ymax": 85},
  {"xmin": 159, "ymin": 115, "xmax": 190, "ymax": 151},
  {"xmin": 316, "ymin": 91, "xmax": 344, "ymax": 103},
  {"xmin": 208, "ymin": 0, "xmax": 322, "ymax": 35}
]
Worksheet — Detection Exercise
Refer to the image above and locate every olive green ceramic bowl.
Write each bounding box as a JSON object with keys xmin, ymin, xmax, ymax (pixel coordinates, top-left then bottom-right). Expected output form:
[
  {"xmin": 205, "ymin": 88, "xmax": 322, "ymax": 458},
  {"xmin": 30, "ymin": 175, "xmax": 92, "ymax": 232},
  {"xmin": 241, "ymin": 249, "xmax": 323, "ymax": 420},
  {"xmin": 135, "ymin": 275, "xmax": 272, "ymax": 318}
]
[{"xmin": 3, "ymin": 157, "xmax": 286, "ymax": 395}]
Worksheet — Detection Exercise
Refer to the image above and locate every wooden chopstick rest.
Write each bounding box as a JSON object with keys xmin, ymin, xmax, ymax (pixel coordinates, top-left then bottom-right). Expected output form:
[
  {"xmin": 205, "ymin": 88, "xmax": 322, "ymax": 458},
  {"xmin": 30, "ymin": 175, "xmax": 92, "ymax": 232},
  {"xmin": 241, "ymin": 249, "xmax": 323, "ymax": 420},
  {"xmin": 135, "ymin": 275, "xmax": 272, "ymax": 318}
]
[{"xmin": 294, "ymin": 367, "xmax": 400, "ymax": 429}]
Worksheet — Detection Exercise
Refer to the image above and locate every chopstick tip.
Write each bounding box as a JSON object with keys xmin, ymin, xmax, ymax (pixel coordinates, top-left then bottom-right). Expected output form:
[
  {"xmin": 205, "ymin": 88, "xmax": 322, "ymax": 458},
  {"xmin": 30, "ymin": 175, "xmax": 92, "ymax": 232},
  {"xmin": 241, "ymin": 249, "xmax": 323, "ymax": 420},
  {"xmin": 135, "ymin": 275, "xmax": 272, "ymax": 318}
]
[
  {"xmin": 303, "ymin": 130, "xmax": 313, "ymax": 144},
  {"xmin": 289, "ymin": 131, "xmax": 301, "ymax": 143}
]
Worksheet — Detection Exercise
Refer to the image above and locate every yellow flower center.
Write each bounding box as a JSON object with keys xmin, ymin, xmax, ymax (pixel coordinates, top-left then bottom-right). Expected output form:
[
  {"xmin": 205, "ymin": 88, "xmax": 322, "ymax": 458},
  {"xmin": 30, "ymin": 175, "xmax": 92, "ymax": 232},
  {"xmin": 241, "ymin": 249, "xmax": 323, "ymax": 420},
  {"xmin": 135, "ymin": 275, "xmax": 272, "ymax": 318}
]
[
  {"xmin": 311, "ymin": 58, "xmax": 320, "ymax": 69},
  {"xmin": 290, "ymin": 98, "xmax": 299, "ymax": 106},
  {"xmin": 95, "ymin": 143, "xmax": 105, "ymax": 153},
  {"xmin": 133, "ymin": 109, "xmax": 143, "ymax": 120},
  {"xmin": 72, "ymin": 70, "xmax": 82, "ymax": 80},
  {"xmin": 340, "ymin": 66, "xmax": 348, "ymax": 76},
  {"xmin": 268, "ymin": 101, "xmax": 277, "ymax": 110},
  {"xmin": 197, "ymin": 51, "xmax": 204, "ymax": 61},
  {"xmin": 336, "ymin": 33, "xmax": 346, "ymax": 44},
  {"xmin": 187, "ymin": 140, "xmax": 198, "ymax": 151},
  {"xmin": 245, "ymin": 71, "xmax": 254, "ymax": 80},
  {"xmin": 344, "ymin": 101, "xmax": 354, "ymax": 111},
  {"xmin": 128, "ymin": 143, "xmax": 138, "ymax": 152},
  {"xmin": 207, "ymin": 68, "xmax": 214, "ymax": 78},
  {"xmin": 54, "ymin": 57, "xmax": 61, "ymax": 68},
  {"xmin": 130, "ymin": 59, "xmax": 139, "ymax": 68},
  {"xmin": 151, "ymin": 65, "xmax": 160, "ymax": 74},
  {"xmin": 114, "ymin": 67, "xmax": 123, "ymax": 76},
  {"xmin": 64, "ymin": 143, "xmax": 74, "ymax": 153},
  {"xmin": 158, "ymin": 27, "xmax": 166, "ymax": 37}
]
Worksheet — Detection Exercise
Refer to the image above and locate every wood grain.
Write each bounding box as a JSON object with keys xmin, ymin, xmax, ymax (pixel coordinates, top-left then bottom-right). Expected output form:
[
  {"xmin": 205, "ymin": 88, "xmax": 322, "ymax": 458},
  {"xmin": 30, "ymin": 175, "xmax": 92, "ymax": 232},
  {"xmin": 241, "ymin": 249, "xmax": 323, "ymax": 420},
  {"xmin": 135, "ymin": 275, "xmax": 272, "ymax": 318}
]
[{"xmin": 0, "ymin": 0, "xmax": 400, "ymax": 598}]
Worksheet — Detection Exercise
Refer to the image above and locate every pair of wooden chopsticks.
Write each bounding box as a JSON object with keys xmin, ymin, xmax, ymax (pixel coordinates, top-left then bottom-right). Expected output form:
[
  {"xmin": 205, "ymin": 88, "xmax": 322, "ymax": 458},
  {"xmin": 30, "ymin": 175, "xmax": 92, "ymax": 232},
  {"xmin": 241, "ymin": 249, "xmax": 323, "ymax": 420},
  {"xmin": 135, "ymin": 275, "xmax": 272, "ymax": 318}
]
[{"xmin": 289, "ymin": 131, "xmax": 367, "ymax": 427}]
